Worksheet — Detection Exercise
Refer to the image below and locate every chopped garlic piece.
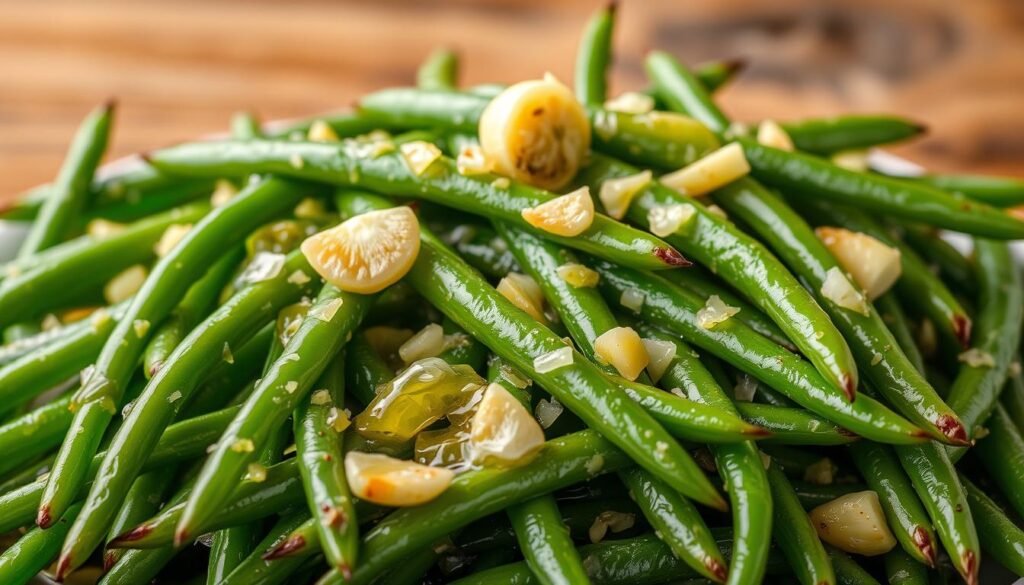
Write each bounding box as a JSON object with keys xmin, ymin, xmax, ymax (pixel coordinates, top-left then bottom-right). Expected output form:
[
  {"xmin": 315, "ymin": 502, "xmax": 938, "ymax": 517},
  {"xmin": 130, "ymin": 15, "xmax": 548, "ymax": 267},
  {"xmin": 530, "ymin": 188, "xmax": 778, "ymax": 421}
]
[
  {"xmin": 400, "ymin": 141, "xmax": 443, "ymax": 176},
  {"xmin": 534, "ymin": 346, "xmax": 573, "ymax": 374},
  {"xmin": 284, "ymin": 381, "xmax": 298, "ymax": 394},
  {"xmin": 820, "ymin": 267, "xmax": 869, "ymax": 315},
  {"xmin": 104, "ymin": 265, "xmax": 148, "ymax": 304},
  {"xmin": 641, "ymin": 338, "xmax": 677, "ymax": 383},
  {"xmin": 809, "ymin": 491, "xmax": 897, "ymax": 556},
  {"xmin": 619, "ymin": 288, "xmax": 644, "ymax": 313},
  {"xmin": 132, "ymin": 319, "xmax": 150, "ymax": 338},
  {"xmin": 497, "ymin": 273, "xmax": 546, "ymax": 321},
  {"xmin": 239, "ymin": 252, "xmax": 287, "ymax": 285},
  {"xmin": 294, "ymin": 198, "xmax": 326, "ymax": 219},
  {"xmin": 456, "ymin": 144, "xmax": 493, "ymax": 176},
  {"xmin": 604, "ymin": 92, "xmax": 655, "ymax": 115},
  {"xmin": 327, "ymin": 406, "xmax": 351, "ymax": 432},
  {"xmin": 696, "ymin": 295, "xmax": 740, "ymax": 329},
  {"xmin": 816, "ymin": 227, "xmax": 901, "ymax": 300},
  {"xmin": 222, "ymin": 342, "xmax": 234, "ymax": 364},
  {"xmin": 599, "ymin": 170, "xmax": 652, "ymax": 219},
  {"xmin": 803, "ymin": 458, "xmax": 835, "ymax": 485},
  {"xmin": 470, "ymin": 383, "xmax": 546, "ymax": 466},
  {"xmin": 230, "ymin": 438, "xmax": 255, "ymax": 453},
  {"xmin": 399, "ymin": 323, "xmax": 446, "ymax": 363},
  {"xmin": 734, "ymin": 375, "xmax": 758, "ymax": 402},
  {"xmin": 556, "ymin": 263, "xmax": 599, "ymax": 288},
  {"xmin": 307, "ymin": 120, "xmax": 339, "ymax": 143},
  {"xmin": 588, "ymin": 511, "xmax": 636, "ymax": 543},
  {"xmin": 345, "ymin": 451, "xmax": 454, "ymax": 506},
  {"xmin": 310, "ymin": 389, "xmax": 332, "ymax": 406},
  {"xmin": 958, "ymin": 348, "xmax": 995, "ymax": 368},
  {"xmin": 660, "ymin": 143, "xmax": 751, "ymax": 196},
  {"xmin": 492, "ymin": 177, "xmax": 510, "ymax": 189},
  {"xmin": 210, "ymin": 179, "xmax": 238, "ymax": 207},
  {"xmin": 87, "ymin": 219, "xmax": 125, "ymax": 239},
  {"xmin": 310, "ymin": 298, "xmax": 344, "ymax": 322},
  {"xmin": 287, "ymin": 270, "xmax": 311, "ymax": 285},
  {"xmin": 831, "ymin": 150, "xmax": 869, "ymax": 172},
  {"xmin": 41, "ymin": 313, "xmax": 61, "ymax": 332},
  {"xmin": 521, "ymin": 187, "xmax": 595, "ymax": 237},
  {"xmin": 594, "ymin": 327, "xmax": 649, "ymax": 381},
  {"xmin": 756, "ymin": 120, "xmax": 794, "ymax": 151},
  {"xmin": 535, "ymin": 397, "xmax": 563, "ymax": 429},
  {"xmin": 154, "ymin": 224, "xmax": 192, "ymax": 257},
  {"xmin": 647, "ymin": 203, "xmax": 696, "ymax": 237},
  {"xmin": 246, "ymin": 462, "xmax": 268, "ymax": 482}
]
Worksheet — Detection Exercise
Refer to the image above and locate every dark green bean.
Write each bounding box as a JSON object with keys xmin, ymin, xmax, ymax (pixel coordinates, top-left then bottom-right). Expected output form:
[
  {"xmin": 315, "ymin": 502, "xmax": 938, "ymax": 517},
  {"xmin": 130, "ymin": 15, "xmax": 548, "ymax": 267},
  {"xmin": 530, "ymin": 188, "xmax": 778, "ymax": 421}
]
[
  {"xmin": 574, "ymin": 2, "xmax": 615, "ymax": 105},
  {"xmin": 896, "ymin": 224, "xmax": 976, "ymax": 297},
  {"xmin": 181, "ymin": 323, "xmax": 273, "ymax": 418},
  {"xmin": 975, "ymin": 403, "xmax": 1024, "ymax": 518},
  {"xmin": 19, "ymin": 102, "xmax": 114, "ymax": 258},
  {"xmin": 103, "ymin": 468, "xmax": 177, "ymax": 571},
  {"xmin": 1001, "ymin": 367, "xmax": 1024, "ymax": 436},
  {"xmin": 825, "ymin": 545, "xmax": 882, "ymax": 585},
  {"xmin": 779, "ymin": 115, "xmax": 925, "ymax": 154},
  {"xmin": 344, "ymin": 329, "xmax": 393, "ymax": 407},
  {"xmin": 0, "ymin": 396, "xmax": 74, "ymax": 478},
  {"xmin": 766, "ymin": 464, "xmax": 835, "ymax": 585},
  {"xmin": 148, "ymin": 138, "xmax": 687, "ymax": 272},
  {"xmin": 220, "ymin": 512, "xmax": 313, "ymax": 585},
  {"xmin": 848, "ymin": 442, "xmax": 937, "ymax": 566},
  {"xmin": 873, "ymin": 292, "xmax": 925, "ymax": 373},
  {"xmin": 0, "ymin": 502, "xmax": 82, "ymax": 585},
  {"xmin": 960, "ymin": 475, "xmax": 1024, "ymax": 577},
  {"xmin": 507, "ymin": 495, "xmax": 590, "ymax": 585},
  {"xmin": 909, "ymin": 173, "xmax": 1024, "ymax": 208},
  {"xmin": 884, "ymin": 548, "xmax": 929, "ymax": 585},
  {"xmin": 791, "ymin": 481, "xmax": 866, "ymax": 510},
  {"xmin": 735, "ymin": 403, "xmax": 857, "ymax": 446}
]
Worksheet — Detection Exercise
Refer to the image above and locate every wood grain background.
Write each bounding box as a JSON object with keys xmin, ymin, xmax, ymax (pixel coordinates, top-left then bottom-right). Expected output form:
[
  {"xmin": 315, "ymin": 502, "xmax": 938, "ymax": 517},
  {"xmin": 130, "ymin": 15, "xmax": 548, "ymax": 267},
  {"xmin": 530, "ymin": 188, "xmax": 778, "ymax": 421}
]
[{"xmin": 2, "ymin": 0, "xmax": 1023, "ymax": 199}]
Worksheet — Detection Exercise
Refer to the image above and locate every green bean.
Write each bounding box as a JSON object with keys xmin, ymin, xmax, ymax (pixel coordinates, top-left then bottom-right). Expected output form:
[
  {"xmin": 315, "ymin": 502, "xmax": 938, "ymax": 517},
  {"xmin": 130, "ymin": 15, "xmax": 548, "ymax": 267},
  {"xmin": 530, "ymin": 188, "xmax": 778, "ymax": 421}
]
[
  {"xmin": 909, "ymin": 173, "xmax": 1024, "ymax": 208},
  {"xmin": 0, "ymin": 307, "xmax": 119, "ymax": 367},
  {"xmin": 261, "ymin": 516, "xmax": 320, "ymax": 561},
  {"xmin": 660, "ymin": 267, "xmax": 795, "ymax": 351},
  {"xmin": 264, "ymin": 111, "xmax": 381, "ymax": 141},
  {"xmin": 440, "ymin": 221, "xmax": 521, "ymax": 279},
  {"xmin": 896, "ymin": 224, "xmax": 976, "ymax": 297},
  {"xmin": 825, "ymin": 545, "xmax": 882, "ymax": 585},
  {"xmin": 148, "ymin": 139, "xmax": 688, "ymax": 272},
  {"xmin": 0, "ymin": 404, "xmax": 239, "ymax": 534},
  {"xmin": 179, "ymin": 285, "xmax": 370, "ymax": 543},
  {"xmin": 0, "ymin": 454, "xmax": 55, "ymax": 495},
  {"xmin": 873, "ymin": 292, "xmax": 925, "ymax": 373},
  {"xmin": 231, "ymin": 111, "xmax": 263, "ymax": 140},
  {"xmin": 574, "ymin": 2, "xmax": 615, "ymax": 105},
  {"xmin": 182, "ymin": 323, "xmax": 273, "ymax": 417},
  {"xmin": 735, "ymin": 403, "xmax": 857, "ymax": 446},
  {"xmin": 103, "ymin": 468, "xmax": 177, "ymax": 571},
  {"xmin": 0, "ymin": 502, "xmax": 82, "ymax": 585},
  {"xmin": 960, "ymin": 475, "xmax": 1024, "ymax": 577},
  {"xmin": 438, "ymin": 317, "xmax": 489, "ymax": 373},
  {"xmin": 779, "ymin": 115, "xmax": 925, "ymax": 154},
  {"xmin": 974, "ymin": 403, "xmax": 1024, "ymax": 517},
  {"xmin": 946, "ymin": 239, "xmax": 1023, "ymax": 439},
  {"xmin": 19, "ymin": 102, "xmax": 114, "ymax": 258},
  {"xmin": 3, "ymin": 322, "xmax": 39, "ymax": 344},
  {"xmin": 507, "ymin": 495, "xmax": 590, "ymax": 585},
  {"xmin": 417, "ymin": 48, "xmax": 459, "ymax": 91},
  {"xmin": 791, "ymin": 481, "xmax": 866, "ymax": 510},
  {"xmin": 220, "ymin": 512, "xmax": 313, "ymax": 585},
  {"xmin": 0, "ymin": 201, "xmax": 209, "ymax": 324},
  {"xmin": 1001, "ymin": 367, "xmax": 1024, "ymax": 436},
  {"xmin": 795, "ymin": 198, "xmax": 972, "ymax": 350},
  {"xmin": 635, "ymin": 327, "xmax": 773, "ymax": 585},
  {"xmin": 592, "ymin": 261, "xmax": 927, "ymax": 444},
  {"xmin": 619, "ymin": 468, "xmax": 728, "ymax": 583},
  {"xmin": 712, "ymin": 179, "xmax": 965, "ymax": 443},
  {"xmin": 344, "ymin": 329, "xmax": 392, "ymax": 407},
  {"xmin": 848, "ymin": 442, "xmax": 937, "ymax": 566},
  {"xmin": 766, "ymin": 464, "xmax": 835, "ymax": 585},
  {"xmin": 576, "ymin": 154, "xmax": 857, "ymax": 397},
  {"xmin": 884, "ymin": 548, "xmax": 929, "ymax": 585},
  {"xmin": 294, "ymin": 354, "xmax": 358, "ymax": 577},
  {"xmin": 894, "ymin": 443, "xmax": 977, "ymax": 584},
  {"xmin": 0, "ymin": 396, "xmax": 73, "ymax": 485},
  {"xmin": 320, "ymin": 429, "xmax": 631, "ymax": 585},
  {"xmin": 143, "ymin": 247, "xmax": 242, "ymax": 378},
  {"xmin": 54, "ymin": 250, "xmax": 318, "ymax": 577}
]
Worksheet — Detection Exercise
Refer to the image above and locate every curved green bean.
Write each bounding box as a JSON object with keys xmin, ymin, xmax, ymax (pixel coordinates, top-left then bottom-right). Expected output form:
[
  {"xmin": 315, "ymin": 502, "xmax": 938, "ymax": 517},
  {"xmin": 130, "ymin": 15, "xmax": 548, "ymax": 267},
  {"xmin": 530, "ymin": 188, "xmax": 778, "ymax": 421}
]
[
  {"xmin": 103, "ymin": 468, "xmax": 177, "ymax": 571},
  {"xmin": 884, "ymin": 549, "xmax": 929, "ymax": 585},
  {"xmin": 780, "ymin": 115, "xmax": 925, "ymax": 154},
  {"xmin": 574, "ymin": 2, "xmax": 615, "ymax": 105},
  {"xmin": 766, "ymin": 464, "xmax": 835, "ymax": 585},
  {"xmin": 507, "ymin": 495, "xmax": 590, "ymax": 585},
  {"xmin": 960, "ymin": 475, "xmax": 1024, "ymax": 577},
  {"xmin": 975, "ymin": 403, "xmax": 1024, "ymax": 518},
  {"xmin": 0, "ymin": 396, "xmax": 74, "ymax": 487},
  {"xmin": 0, "ymin": 503, "xmax": 82, "ymax": 585}
]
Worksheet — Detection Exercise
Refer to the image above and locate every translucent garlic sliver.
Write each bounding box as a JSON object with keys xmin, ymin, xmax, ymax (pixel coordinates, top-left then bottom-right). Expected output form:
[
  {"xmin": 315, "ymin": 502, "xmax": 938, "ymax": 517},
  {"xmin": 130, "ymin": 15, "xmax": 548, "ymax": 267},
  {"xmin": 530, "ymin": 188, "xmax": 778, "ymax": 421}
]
[
  {"xmin": 809, "ymin": 491, "xmax": 897, "ymax": 556},
  {"xmin": 154, "ymin": 224, "xmax": 193, "ymax": 257},
  {"xmin": 820, "ymin": 267, "xmax": 869, "ymax": 315},
  {"xmin": 647, "ymin": 203, "xmax": 696, "ymax": 237},
  {"xmin": 104, "ymin": 265, "xmax": 148, "ymax": 304},
  {"xmin": 400, "ymin": 141, "xmax": 443, "ymax": 176},
  {"xmin": 310, "ymin": 298, "xmax": 344, "ymax": 322},
  {"xmin": 521, "ymin": 187, "xmax": 595, "ymax": 237},
  {"xmin": 307, "ymin": 120, "xmax": 340, "ymax": 143},
  {"xmin": 803, "ymin": 458, "xmax": 835, "ymax": 485},
  {"xmin": 958, "ymin": 348, "xmax": 995, "ymax": 368},
  {"xmin": 399, "ymin": 323, "xmax": 446, "ymax": 364},
  {"xmin": 594, "ymin": 327, "xmax": 649, "ymax": 381},
  {"xmin": 696, "ymin": 295, "xmax": 740, "ymax": 330},
  {"xmin": 344, "ymin": 451, "xmax": 454, "ymax": 507},
  {"xmin": 556, "ymin": 263, "xmax": 600, "ymax": 288},
  {"xmin": 456, "ymin": 144, "xmax": 493, "ymax": 176},
  {"xmin": 641, "ymin": 338, "xmax": 677, "ymax": 383},
  {"xmin": 239, "ymin": 252, "xmax": 287, "ymax": 285},
  {"xmin": 210, "ymin": 179, "xmax": 238, "ymax": 207},
  {"xmin": 733, "ymin": 374, "xmax": 758, "ymax": 402},
  {"xmin": 599, "ymin": 170, "xmax": 652, "ymax": 220},
  {"xmin": 534, "ymin": 397, "xmax": 563, "ymax": 429},
  {"xmin": 469, "ymin": 383, "xmax": 546, "ymax": 466},
  {"xmin": 660, "ymin": 143, "xmax": 751, "ymax": 196},
  {"xmin": 87, "ymin": 219, "xmax": 125, "ymax": 239},
  {"xmin": 756, "ymin": 120, "xmax": 794, "ymax": 151},
  {"xmin": 816, "ymin": 227, "xmax": 901, "ymax": 301},
  {"xmin": 588, "ymin": 510, "xmax": 636, "ymax": 543},
  {"xmin": 497, "ymin": 273, "xmax": 546, "ymax": 321},
  {"xmin": 534, "ymin": 346, "xmax": 573, "ymax": 374},
  {"xmin": 831, "ymin": 150, "xmax": 869, "ymax": 172},
  {"xmin": 604, "ymin": 92, "xmax": 655, "ymax": 115},
  {"xmin": 619, "ymin": 288, "xmax": 644, "ymax": 313}
]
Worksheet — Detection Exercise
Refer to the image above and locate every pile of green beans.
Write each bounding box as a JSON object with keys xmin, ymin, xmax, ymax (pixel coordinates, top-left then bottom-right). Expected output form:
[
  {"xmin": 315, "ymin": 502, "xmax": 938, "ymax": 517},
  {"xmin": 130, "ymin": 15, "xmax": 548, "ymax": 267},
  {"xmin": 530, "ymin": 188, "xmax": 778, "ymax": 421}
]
[{"xmin": 1, "ymin": 4, "xmax": 1023, "ymax": 585}]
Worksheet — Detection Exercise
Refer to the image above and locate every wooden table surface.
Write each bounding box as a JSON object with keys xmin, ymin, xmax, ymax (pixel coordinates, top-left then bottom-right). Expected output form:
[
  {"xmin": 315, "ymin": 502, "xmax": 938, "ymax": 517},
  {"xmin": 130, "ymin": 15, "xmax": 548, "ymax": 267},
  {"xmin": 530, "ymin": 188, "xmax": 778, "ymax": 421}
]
[{"xmin": 2, "ymin": 0, "xmax": 1024, "ymax": 199}]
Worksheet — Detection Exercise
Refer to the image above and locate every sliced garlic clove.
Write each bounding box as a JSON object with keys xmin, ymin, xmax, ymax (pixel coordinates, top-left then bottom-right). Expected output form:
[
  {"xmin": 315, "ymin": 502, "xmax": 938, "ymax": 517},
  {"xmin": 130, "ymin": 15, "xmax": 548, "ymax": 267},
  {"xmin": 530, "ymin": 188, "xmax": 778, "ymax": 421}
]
[
  {"xmin": 809, "ymin": 490, "xmax": 897, "ymax": 556},
  {"xmin": 756, "ymin": 120, "xmax": 794, "ymax": 151},
  {"xmin": 104, "ymin": 264, "xmax": 148, "ymax": 304},
  {"xmin": 820, "ymin": 266, "xmax": 870, "ymax": 315},
  {"xmin": 816, "ymin": 227, "xmax": 902, "ymax": 300},
  {"xmin": 344, "ymin": 451, "xmax": 454, "ymax": 506},
  {"xmin": 478, "ymin": 76, "xmax": 590, "ymax": 191},
  {"xmin": 660, "ymin": 142, "xmax": 751, "ymax": 196},
  {"xmin": 599, "ymin": 170, "xmax": 652, "ymax": 220},
  {"xmin": 497, "ymin": 272, "xmax": 546, "ymax": 321},
  {"xmin": 301, "ymin": 207, "xmax": 420, "ymax": 294},
  {"xmin": 521, "ymin": 187, "xmax": 595, "ymax": 237},
  {"xmin": 594, "ymin": 326, "xmax": 649, "ymax": 381},
  {"xmin": 398, "ymin": 323, "xmax": 446, "ymax": 364},
  {"xmin": 469, "ymin": 383, "xmax": 546, "ymax": 466}
]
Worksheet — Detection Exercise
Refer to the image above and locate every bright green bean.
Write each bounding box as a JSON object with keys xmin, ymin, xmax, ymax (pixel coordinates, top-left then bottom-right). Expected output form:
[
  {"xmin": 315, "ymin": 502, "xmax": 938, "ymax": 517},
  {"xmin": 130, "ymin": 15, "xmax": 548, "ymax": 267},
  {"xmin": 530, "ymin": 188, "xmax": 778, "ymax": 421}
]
[
  {"xmin": 417, "ymin": 48, "xmax": 459, "ymax": 91},
  {"xmin": 766, "ymin": 464, "xmax": 834, "ymax": 585},
  {"xmin": 507, "ymin": 495, "xmax": 590, "ymax": 585},
  {"xmin": 574, "ymin": 2, "xmax": 615, "ymax": 105},
  {"xmin": 780, "ymin": 115, "xmax": 925, "ymax": 154}
]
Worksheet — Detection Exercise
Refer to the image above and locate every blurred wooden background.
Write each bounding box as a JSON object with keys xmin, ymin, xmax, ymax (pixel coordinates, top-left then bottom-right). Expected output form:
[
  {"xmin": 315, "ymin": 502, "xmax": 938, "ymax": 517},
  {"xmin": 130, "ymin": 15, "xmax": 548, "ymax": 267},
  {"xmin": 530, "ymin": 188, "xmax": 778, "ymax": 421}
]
[{"xmin": 2, "ymin": 0, "xmax": 1023, "ymax": 197}]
